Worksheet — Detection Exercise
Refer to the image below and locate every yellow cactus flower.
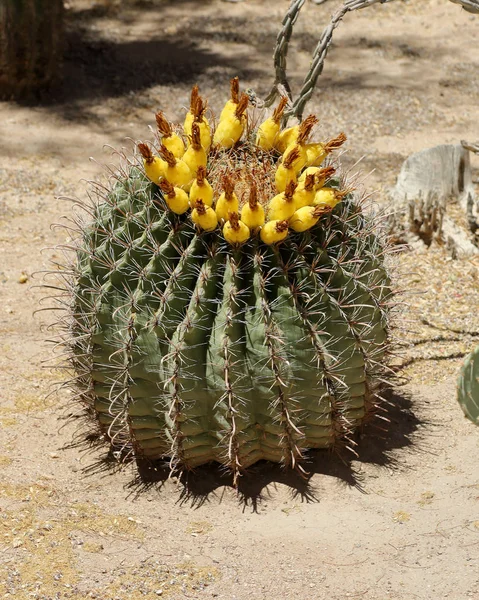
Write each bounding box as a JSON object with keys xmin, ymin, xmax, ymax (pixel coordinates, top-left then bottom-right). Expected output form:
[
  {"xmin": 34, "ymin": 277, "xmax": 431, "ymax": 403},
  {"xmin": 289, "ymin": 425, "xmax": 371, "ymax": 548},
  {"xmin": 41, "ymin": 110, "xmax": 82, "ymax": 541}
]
[
  {"xmin": 184, "ymin": 87, "xmax": 209, "ymax": 132},
  {"xmin": 256, "ymin": 96, "xmax": 289, "ymax": 152},
  {"xmin": 275, "ymin": 124, "xmax": 299, "ymax": 154},
  {"xmin": 298, "ymin": 165, "xmax": 336, "ymax": 189},
  {"xmin": 219, "ymin": 76, "xmax": 240, "ymax": 121},
  {"xmin": 223, "ymin": 212, "xmax": 250, "ymax": 245},
  {"xmin": 313, "ymin": 187, "xmax": 349, "ymax": 209},
  {"xmin": 159, "ymin": 179, "xmax": 189, "ymax": 215},
  {"xmin": 137, "ymin": 143, "xmax": 166, "ymax": 184},
  {"xmin": 189, "ymin": 166, "xmax": 213, "ymax": 207},
  {"xmin": 275, "ymin": 146, "xmax": 299, "ymax": 192},
  {"xmin": 156, "ymin": 111, "xmax": 185, "ymax": 159},
  {"xmin": 260, "ymin": 219, "xmax": 289, "ymax": 245},
  {"xmin": 292, "ymin": 174, "xmax": 316, "ymax": 209},
  {"xmin": 289, "ymin": 205, "xmax": 324, "ymax": 232},
  {"xmin": 282, "ymin": 115, "xmax": 318, "ymax": 173},
  {"xmin": 267, "ymin": 180, "xmax": 297, "ymax": 221},
  {"xmin": 215, "ymin": 176, "xmax": 239, "ymax": 221},
  {"xmin": 184, "ymin": 92, "xmax": 211, "ymax": 152},
  {"xmin": 213, "ymin": 94, "xmax": 249, "ymax": 149},
  {"xmin": 240, "ymin": 183, "xmax": 265, "ymax": 229},
  {"xmin": 305, "ymin": 132, "xmax": 347, "ymax": 167},
  {"xmin": 158, "ymin": 144, "xmax": 193, "ymax": 191},
  {"xmin": 191, "ymin": 199, "xmax": 218, "ymax": 232},
  {"xmin": 182, "ymin": 122, "xmax": 207, "ymax": 176},
  {"xmin": 314, "ymin": 165, "xmax": 336, "ymax": 190}
]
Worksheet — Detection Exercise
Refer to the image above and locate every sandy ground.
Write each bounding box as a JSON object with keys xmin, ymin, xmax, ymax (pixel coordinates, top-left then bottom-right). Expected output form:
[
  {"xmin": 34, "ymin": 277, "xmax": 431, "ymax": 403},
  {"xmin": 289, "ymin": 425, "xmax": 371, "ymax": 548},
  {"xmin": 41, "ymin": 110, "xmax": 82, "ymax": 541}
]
[{"xmin": 1, "ymin": 0, "xmax": 479, "ymax": 598}]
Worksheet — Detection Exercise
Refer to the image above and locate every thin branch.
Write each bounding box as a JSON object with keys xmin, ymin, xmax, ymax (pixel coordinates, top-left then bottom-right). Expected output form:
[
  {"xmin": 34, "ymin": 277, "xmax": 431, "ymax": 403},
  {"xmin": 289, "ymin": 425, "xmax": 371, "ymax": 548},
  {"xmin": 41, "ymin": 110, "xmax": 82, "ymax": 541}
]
[
  {"xmin": 263, "ymin": 0, "xmax": 306, "ymax": 107},
  {"xmin": 287, "ymin": 5, "xmax": 348, "ymax": 120},
  {"xmin": 449, "ymin": 0, "xmax": 479, "ymax": 13},
  {"xmin": 266, "ymin": 0, "xmax": 478, "ymax": 121}
]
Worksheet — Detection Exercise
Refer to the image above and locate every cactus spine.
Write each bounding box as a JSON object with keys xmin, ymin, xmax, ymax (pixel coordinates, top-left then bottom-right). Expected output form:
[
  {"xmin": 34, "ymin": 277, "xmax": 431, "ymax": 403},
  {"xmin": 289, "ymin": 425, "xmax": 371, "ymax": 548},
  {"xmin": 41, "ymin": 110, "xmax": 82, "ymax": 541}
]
[
  {"xmin": 59, "ymin": 81, "xmax": 394, "ymax": 479},
  {"xmin": 0, "ymin": 0, "xmax": 64, "ymax": 100}
]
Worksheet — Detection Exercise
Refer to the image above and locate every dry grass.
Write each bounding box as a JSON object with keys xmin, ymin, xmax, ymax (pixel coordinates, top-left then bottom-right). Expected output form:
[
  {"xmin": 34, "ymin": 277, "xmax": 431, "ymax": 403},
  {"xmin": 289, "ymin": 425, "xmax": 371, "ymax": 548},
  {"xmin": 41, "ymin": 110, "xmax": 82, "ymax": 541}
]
[
  {"xmin": 0, "ymin": 482, "xmax": 146, "ymax": 599},
  {"xmin": 395, "ymin": 245, "xmax": 479, "ymax": 385}
]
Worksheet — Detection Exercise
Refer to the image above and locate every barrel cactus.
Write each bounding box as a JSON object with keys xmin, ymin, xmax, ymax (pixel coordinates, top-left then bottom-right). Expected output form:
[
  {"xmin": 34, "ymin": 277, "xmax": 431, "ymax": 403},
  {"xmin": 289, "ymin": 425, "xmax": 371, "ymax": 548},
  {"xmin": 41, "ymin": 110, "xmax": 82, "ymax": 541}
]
[
  {"xmin": 0, "ymin": 0, "xmax": 64, "ymax": 100},
  {"xmin": 457, "ymin": 345, "xmax": 479, "ymax": 425},
  {"xmin": 63, "ymin": 80, "xmax": 393, "ymax": 479}
]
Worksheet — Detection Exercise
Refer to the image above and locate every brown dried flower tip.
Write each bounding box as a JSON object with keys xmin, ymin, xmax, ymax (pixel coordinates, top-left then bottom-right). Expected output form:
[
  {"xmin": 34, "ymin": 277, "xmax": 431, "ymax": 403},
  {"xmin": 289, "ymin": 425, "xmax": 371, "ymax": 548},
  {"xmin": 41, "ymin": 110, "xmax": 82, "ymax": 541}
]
[
  {"xmin": 194, "ymin": 199, "xmax": 207, "ymax": 214},
  {"xmin": 156, "ymin": 111, "xmax": 172, "ymax": 137},
  {"xmin": 222, "ymin": 175, "xmax": 235, "ymax": 200},
  {"xmin": 283, "ymin": 146, "xmax": 300, "ymax": 170},
  {"xmin": 159, "ymin": 179, "xmax": 175, "ymax": 197},
  {"xmin": 313, "ymin": 205, "xmax": 327, "ymax": 218},
  {"xmin": 272, "ymin": 96, "xmax": 289, "ymax": 124},
  {"xmin": 248, "ymin": 182, "xmax": 259, "ymax": 209},
  {"xmin": 191, "ymin": 123, "xmax": 202, "ymax": 149},
  {"xmin": 228, "ymin": 212, "xmax": 240, "ymax": 230},
  {"xmin": 234, "ymin": 94, "xmax": 249, "ymax": 119},
  {"xmin": 230, "ymin": 77, "xmax": 239, "ymax": 104},
  {"xmin": 297, "ymin": 115, "xmax": 319, "ymax": 145},
  {"xmin": 196, "ymin": 165, "xmax": 206, "ymax": 185},
  {"xmin": 158, "ymin": 144, "xmax": 176, "ymax": 167},
  {"xmin": 138, "ymin": 143, "xmax": 153, "ymax": 163},
  {"xmin": 285, "ymin": 180, "xmax": 297, "ymax": 200},
  {"xmin": 324, "ymin": 132, "xmax": 347, "ymax": 153},
  {"xmin": 193, "ymin": 96, "xmax": 207, "ymax": 122},
  {"xmin": 190, "ymin": 85, "xmax": 199, "ymax": 112},
  {"xmin": 276, "ymin": 220, "xmax": 289, "ymax": 233},
  {"xmin": 316, "ymin": 165, "xmax": 336, "ymax": 183},
  {"xmin": 304, "ymin": 173, "xmax": 315, "ymax": 192}
]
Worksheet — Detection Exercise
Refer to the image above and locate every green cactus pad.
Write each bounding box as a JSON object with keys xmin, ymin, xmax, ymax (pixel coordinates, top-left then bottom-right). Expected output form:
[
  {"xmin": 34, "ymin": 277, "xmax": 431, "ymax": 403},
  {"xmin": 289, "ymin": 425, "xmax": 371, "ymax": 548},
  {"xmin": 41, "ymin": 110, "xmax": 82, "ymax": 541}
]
[{"xmin": 457, "ymin": 345, "xmax": 479, "ymax": 425}]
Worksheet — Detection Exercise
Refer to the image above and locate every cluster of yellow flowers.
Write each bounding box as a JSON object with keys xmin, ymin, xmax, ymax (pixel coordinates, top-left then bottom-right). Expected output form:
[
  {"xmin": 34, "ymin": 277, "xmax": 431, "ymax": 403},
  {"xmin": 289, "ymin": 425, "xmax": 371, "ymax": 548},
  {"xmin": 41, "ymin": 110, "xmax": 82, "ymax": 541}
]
[{"xmin": 138, "ymin": 79, "xmax": 348, "ymax": 245}]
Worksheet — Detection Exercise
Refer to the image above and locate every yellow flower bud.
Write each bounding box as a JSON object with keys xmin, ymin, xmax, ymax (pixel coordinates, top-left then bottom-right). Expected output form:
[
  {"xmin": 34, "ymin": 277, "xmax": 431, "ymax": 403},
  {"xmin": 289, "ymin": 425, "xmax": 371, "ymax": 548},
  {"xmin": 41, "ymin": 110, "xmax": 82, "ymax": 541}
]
[
  {"xmin": 215, "ymin": 176, "xmax": 239, "ymax": 221},
  {"xmin": 289, "ymin": 205, "xmax": 324, "ymax": 233},
  {"xmin": 260, "ymin": 220, "xmax": 289, "ymax": 245},
  {"xmin": 223, "ymin": 212, "xmax": 250, "ymax": 245},
  {"xmin": 240, "ymin": 183, "xmax": 265, "ymax": 229},
  {"xmin": 267, "ymin": 181, "xmax": 297, "ymax": 221},
  {"xmin": 189, "ymin": 166, "xmax": 214, "ymax": 207},
  {"xmin": 159, "ymin": 180, "xmax": 189, "ymax": 215},
  {"xmin": 191, "ymin": 199, "xmax": 218, "ymax": 232},
  {"xmin": 138, "ymin": 143, "xmax": 166, "ymax": 184}
]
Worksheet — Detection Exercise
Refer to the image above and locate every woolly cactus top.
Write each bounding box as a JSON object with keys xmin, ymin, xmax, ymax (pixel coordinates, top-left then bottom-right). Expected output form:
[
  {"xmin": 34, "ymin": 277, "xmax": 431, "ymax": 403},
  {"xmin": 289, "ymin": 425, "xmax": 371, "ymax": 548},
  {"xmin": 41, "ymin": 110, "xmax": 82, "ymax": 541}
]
[{"xmin": 137, "ymin": 79, "xmax": 348, "ymax": 247}]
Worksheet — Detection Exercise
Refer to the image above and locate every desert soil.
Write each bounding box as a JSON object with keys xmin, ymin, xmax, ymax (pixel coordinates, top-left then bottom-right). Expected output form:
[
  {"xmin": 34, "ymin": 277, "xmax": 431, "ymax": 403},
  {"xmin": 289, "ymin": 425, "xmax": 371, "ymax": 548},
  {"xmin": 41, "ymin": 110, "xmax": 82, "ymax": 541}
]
[{"xmin": 1, "ymin": 0, "xmax": 479, "ymax": 598}]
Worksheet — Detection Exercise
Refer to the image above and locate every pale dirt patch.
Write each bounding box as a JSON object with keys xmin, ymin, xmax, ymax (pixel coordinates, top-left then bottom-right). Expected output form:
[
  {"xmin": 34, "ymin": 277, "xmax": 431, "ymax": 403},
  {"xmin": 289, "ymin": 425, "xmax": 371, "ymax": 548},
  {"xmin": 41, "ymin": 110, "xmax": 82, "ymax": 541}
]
[{"xmin": 1, "ymin": 1, "xmax": 479, "ymax": 599}]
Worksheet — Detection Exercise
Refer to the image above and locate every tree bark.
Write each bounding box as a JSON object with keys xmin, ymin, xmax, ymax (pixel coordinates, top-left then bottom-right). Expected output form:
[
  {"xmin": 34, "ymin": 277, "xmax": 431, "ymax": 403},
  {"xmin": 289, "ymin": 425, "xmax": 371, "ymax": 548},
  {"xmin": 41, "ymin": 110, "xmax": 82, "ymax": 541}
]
[{"xmin": 0, "ymin": 0, "xmax": 64, "ymax": 101}]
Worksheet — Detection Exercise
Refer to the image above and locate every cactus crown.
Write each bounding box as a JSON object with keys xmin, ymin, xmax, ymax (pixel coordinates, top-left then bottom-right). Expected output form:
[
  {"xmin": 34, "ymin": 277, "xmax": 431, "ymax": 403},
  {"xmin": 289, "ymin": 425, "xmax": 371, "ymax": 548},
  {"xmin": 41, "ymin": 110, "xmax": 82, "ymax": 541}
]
[{"xmin": 135, "ymin": 80, "xmax": 348, "ymax": 249}]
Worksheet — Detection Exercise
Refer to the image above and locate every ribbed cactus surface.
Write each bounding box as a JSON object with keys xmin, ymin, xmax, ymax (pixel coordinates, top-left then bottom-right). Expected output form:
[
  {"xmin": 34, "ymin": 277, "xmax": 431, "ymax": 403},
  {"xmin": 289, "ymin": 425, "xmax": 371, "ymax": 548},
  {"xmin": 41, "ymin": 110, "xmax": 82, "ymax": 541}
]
[
  {"xmin": 66, "ymin": 81, "xmax": 393, "ymax": 477},
  {"xmin": 457, "ymin": 345, "xmax": 479, "ymax": 425},
  {"xmin": 0, "ymin": 0, "xmax": 64, "ymax": 100}
]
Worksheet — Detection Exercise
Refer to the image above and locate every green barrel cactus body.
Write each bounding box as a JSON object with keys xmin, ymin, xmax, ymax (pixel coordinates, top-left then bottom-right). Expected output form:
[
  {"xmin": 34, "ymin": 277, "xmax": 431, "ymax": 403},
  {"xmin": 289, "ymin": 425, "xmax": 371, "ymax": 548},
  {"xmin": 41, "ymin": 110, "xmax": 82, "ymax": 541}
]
[
  {"xmin": 457, "ymin": 345, "xmax": 479, "ymax": 425},
  {"xmin": 63, "ymin": 83, "xmax": 394, "ymax": 476},
  {"xmin": 0, "ymin": 0, "xmax": 64, "ymax": 100},
  {"xmin": 71, "ymin": 167, "xmax": 391, "ymax": 473}
]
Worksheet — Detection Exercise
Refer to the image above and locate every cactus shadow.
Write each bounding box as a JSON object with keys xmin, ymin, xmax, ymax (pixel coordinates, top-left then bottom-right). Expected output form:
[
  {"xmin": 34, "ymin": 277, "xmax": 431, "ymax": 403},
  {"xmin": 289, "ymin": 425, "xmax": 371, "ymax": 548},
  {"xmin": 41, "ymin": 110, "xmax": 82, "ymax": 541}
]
[
  {"xmin": 30, "ymin": 3, "xmax": 260, "ymax": 109},
  {"xmin": 125, "ymin": 388, "xmax": 423, "ymax": 511}
]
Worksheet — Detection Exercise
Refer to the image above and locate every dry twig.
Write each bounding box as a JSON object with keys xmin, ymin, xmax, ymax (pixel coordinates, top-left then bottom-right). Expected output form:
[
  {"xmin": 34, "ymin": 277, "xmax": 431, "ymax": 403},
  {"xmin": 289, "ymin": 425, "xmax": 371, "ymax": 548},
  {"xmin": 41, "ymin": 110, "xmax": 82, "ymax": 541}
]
[{"xmin": 265, "ymin": 0, "xmax": 478, "ymax": 120}]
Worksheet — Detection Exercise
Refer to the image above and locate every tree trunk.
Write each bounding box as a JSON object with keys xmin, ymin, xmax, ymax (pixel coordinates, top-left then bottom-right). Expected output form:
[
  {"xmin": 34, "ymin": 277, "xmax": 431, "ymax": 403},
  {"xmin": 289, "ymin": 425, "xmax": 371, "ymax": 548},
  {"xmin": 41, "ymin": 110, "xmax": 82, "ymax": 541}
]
[{"xmin": 0, "ymin": 0, "xmax": 64, "ymax": 101}]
